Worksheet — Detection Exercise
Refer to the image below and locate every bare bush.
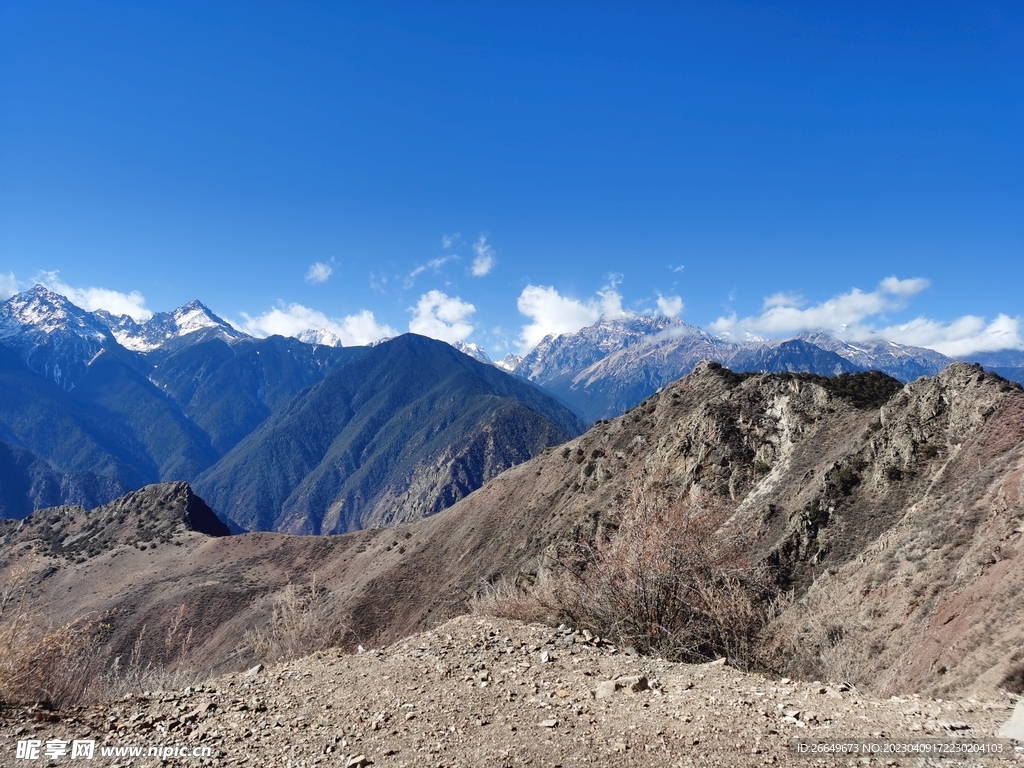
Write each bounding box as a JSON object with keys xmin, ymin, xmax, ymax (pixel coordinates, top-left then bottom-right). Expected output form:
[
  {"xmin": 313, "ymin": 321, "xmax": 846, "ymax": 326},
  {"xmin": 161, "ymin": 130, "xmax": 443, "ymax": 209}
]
[
  {"xmin": 759, "ymin": 577, "xmax": 869, "ymax": 686},
  {"xmin": 469, "ymin": 573, "xmax": 561, "ymax": 625},
  {"xmin": 0, "ymin": 559, "xmax": 100, "ymax": 708},
  {"xmin": 242, "ymin": 577, "xmax": 350, "ymax": 663},
  {"xmin": 558, "ymin": 482, "xmax": 773, "ymax": 666},
  {"xmin": 475, "ymin": 480, "xmax": 775, "ymax": 668}
]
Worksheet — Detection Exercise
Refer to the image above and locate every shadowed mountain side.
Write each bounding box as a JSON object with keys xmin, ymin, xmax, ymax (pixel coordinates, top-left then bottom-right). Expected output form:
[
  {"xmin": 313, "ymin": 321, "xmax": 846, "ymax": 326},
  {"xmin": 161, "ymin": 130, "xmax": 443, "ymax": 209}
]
[
  {"xmin": 0, "ymin": 441, "xmax": 129, "ymax": 519},
  {"xmin": 149, "ymin": 336, "xmax": 368, "ymax": 455},
  {"xmin": 193, "ymin": 334, "xmax": 586, "ymax": 533},
  {"xmin": 0, "ymin": 346, "xmax": 217, "ymax": 503}
]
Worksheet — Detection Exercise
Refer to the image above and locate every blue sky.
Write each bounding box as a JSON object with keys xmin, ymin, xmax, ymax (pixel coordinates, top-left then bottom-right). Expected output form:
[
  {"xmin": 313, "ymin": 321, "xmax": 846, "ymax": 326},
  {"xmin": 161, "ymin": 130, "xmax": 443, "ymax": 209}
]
[{"xmin": 1, "ymin": 1, "xmax": 1022, "ymax": 358}]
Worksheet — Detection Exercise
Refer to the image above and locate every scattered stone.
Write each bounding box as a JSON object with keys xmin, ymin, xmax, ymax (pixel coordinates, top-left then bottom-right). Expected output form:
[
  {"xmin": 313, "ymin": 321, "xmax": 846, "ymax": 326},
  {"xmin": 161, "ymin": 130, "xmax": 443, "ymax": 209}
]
[
  {"xmin": 1, "ymin": 615, "xmax": 1011, "ymax": 768},
  {"xmin": 594, "ymin": 675, "xmax": 649, "ymax": 698}
]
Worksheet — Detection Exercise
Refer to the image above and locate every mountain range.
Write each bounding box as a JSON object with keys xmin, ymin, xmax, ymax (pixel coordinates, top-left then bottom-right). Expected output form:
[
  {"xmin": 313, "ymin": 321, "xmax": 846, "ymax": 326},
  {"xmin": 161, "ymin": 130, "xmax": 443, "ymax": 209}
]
[
  {"xmin": 2, "ymin": 284, "xmax": 1022, "ymax": 529},
  {"xmin": 499, "ymin": 315, "xmax": 1022, "ymax": 422},
  {"xmin": 0, "ymin": 286, "xmax": 581, "ymax": 527}
]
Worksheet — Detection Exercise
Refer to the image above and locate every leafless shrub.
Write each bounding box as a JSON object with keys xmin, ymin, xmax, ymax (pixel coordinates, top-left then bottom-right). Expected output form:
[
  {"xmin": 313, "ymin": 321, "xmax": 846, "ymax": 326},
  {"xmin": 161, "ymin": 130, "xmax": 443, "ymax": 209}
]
[
  {"xmin": 556, "ymin": 481, "xmax": 774, "ymax": 666},
  {"xmin": 760, "ymin": 577, "xmax": 869, "ymax": 686},
  {"xmin": 241, "ymin": 576, "xmax": 350, "ymax": 663},
  {"xmin": 468, "ymin": 573, "xmax": 560, "ymax": 625},
  {"xmin": 474, "ymin": 479, "xmax": 775, "ymax": 669},
  {"xmin": 0, "ymin": 558, "xmax": 101, "ymax": 708},
  {"xmin": 999, "ymin": 663, "xmax": 1024, "ymax": 695}
]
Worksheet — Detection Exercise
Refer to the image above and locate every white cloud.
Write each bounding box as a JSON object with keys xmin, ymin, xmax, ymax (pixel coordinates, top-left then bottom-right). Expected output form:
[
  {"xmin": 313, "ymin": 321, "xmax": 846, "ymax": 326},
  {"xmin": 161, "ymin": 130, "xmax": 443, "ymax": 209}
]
[
  {"xmin": 709, "ymin": 276, "xmax": 931, "ymax": 338},
  {"xmin": 0, "ymin": 272, "xmax": 17, "ymax": 300},
  {"xmin": 597, "ymin": 278, "xmax": 627, "ymax": 319},
  {"xmin": 404, "ymin": 256, "xmax": 455, "ymax": 289},
  {"xmin": 707, "ymin": 275, "xmax": 1022, "ymax": 356},
  {"xmin": 239, "ymin": 302, "xmax": 396, "ymax": 346},
  {"xmin": 879, "ymin": 313, "xmax": 1023, "ymax": 357},
  {"xmin": 515, "ymin": 281, "xmax": 632, "ymax": 353},
  {"xmin": 471, "ymin": 234, "xmax": 495, "ymax": 277},
  {"xmin": 36, "ymin": 270, "xmax": 152, "ymax": 321},
  {"xmin": 305, "ymin": 261, "xmax": 332, "ymax": 284},
  {"xmin": 762, "ymin": 292, "xmax": 804, "ymax": 309},
  {"xmin": 442, "ymin": 232, "xmax": 461, "ymax": 249},
  {"xmin": 409, "ymin": 290, "xmax": 476, "ymax": 343},
  {"xmin": 656, "ymin": 293, "xmax": 684, "ymax": 318}
]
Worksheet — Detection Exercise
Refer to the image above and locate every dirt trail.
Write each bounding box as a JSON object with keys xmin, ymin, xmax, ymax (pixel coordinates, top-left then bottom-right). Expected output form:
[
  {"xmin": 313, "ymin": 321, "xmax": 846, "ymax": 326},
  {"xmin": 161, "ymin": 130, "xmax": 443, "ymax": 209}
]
[{"xmin": 2, "ymin": 616, "xmax": 1020, "ymax": 768}]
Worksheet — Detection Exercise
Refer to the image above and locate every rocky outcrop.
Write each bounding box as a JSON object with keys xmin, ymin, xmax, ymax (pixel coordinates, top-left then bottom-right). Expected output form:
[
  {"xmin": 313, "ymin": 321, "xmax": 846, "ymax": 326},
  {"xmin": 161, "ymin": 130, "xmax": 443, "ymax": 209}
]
[{"xmin": 0, "ymin": 482, "xmax": 228, "ymax": 562}]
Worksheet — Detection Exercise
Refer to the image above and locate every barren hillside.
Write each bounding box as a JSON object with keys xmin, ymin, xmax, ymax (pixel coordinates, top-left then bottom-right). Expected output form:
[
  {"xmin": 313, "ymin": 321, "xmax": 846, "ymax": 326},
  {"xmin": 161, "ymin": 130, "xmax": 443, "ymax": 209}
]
[{"xmin": 2, "ymin": 362, "xmax": 1023, "ymax": 701}]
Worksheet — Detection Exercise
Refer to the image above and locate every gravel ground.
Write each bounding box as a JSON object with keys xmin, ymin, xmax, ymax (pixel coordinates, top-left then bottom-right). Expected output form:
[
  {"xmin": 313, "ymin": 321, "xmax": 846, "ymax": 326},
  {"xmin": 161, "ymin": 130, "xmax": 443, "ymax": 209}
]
[{"xmin": 2, "ymin": 616, "xmax": 1021, "ymax": 768}]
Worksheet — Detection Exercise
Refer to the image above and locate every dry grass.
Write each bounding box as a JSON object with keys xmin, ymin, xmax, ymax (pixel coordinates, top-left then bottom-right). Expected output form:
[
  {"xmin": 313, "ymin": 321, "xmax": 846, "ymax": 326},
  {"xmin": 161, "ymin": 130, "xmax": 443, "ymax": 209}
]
[
  {"xmin": 759, "ymin": 577, "xmax": 871, "ymax": 686},
  {"xmin": 469, "ymin": 573, "xmax": 561, "ymax": 625},
  {"xmin": 98, "ymin": 609, "xmax": 210, "ymax": 699},
  {"xmin": 0, "ymin": 557, "xmax": 100, "ymax": 708},
  {"xmin": 0, "ymin": 554, "xmax": 215, "ymax": 706},
  {"xmin": 241, "ymin": 576, "xmax": 352, "ymax": 663}
]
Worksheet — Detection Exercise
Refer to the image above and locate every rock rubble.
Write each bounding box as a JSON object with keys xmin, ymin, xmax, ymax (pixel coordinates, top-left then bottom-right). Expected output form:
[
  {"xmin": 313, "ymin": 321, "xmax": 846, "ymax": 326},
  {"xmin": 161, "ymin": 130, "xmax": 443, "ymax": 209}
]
[{"xmin": 2, "ymin": 616, "xmax": 1021, "ymax": 767}]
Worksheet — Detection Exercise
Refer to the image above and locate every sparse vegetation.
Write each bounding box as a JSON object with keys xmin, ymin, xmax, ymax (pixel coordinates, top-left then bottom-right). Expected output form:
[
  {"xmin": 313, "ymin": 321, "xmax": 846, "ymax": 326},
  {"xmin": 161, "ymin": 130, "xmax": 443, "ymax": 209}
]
[
  {"xmin": 242, "ymin": 577, "xmax": 352, "ymax": 663},
  {"xmin": 474, "ymin": 480, "xmax": 776, "ymax": 669},
  {"xmin": 0, "ymin": 558, "xmax": 99, "ymax": 708},
  {"xmin": 999, "ymin": 662, "xmax": 1024, "ymax": 694}
]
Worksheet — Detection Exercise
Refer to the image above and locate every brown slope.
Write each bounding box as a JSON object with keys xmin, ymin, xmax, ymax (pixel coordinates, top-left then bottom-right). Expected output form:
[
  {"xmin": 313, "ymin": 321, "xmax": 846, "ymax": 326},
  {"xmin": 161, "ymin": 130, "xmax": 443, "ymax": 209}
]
[{"xmin": 3, "ymin": 362, "xmax": 1023, "ymax": 700}]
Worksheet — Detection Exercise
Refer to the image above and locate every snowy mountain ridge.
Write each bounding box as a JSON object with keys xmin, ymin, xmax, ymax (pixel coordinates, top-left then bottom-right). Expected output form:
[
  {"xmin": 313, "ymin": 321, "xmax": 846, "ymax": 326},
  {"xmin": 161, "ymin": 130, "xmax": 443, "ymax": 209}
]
[{"xmin": 96, "ymin": 299, "xmax": 248, "ymax": 352}]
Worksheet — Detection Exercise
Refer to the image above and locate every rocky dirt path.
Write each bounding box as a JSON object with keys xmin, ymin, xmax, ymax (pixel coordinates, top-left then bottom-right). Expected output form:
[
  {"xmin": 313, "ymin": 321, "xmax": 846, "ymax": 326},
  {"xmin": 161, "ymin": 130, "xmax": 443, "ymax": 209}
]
[{"xmin": 2, "ymin": 616, "xmax": 1021, "ymax": 767}]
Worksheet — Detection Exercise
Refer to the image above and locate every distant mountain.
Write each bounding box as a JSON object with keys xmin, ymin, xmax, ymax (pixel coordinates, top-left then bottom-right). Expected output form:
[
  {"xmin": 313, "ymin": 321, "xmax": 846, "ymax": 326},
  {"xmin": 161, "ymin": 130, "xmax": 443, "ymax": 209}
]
[
  {"xmin": 95, "ymin": 299, "xmax": 248, "ymax": 353},
  {"xmin": 959, "ymin": 350, "xmax": 1024, "ymax": 385},
  {"xmin": 0, "ymin": 440, "xmax": 129, "ymax": 519},
  {"xmin": 511, "ymin": 315, "xmax": 683, "ymax": 384},
  {"xmin": 532, "ymin": 321, "xmax": 734, "ymax": 423},
  {"xmin": 452, "ymin": 340, "xmax": 492, "ymax": 364},
  {"xmin": 0, "ymin": 285, "xmax": 120, "ymax": 390},
  {"xmin": 194, "ymin": 334, "xmax": 586, "ymax": 534},
  {"xmin": 0, "ymin": 289, "xmax": 221, "ymax": 496},
  {"xmin": 0, "ymin": 288, "xmax": 365, "ymax": 516},
  {"xmin": 149, "ymin": 335, "xmax": 367, "ymax": 454},
  {"xmin": 495, "ymin": 353, "xmax": 522, "ymax": 372},
  {"xmin": 728, "ymin": 338, "xmax": 862, "ymax": 376},
  {"xmin": 796, "ymin": 331, "xmax": 952, "ymax": 381},
  {"xmin": 504, "ymin": 314, "xmax": 1003, "ymax": 423},
  {"xmin": 296, "ymin": 328, "xmax": 343, "ymax": 347}
]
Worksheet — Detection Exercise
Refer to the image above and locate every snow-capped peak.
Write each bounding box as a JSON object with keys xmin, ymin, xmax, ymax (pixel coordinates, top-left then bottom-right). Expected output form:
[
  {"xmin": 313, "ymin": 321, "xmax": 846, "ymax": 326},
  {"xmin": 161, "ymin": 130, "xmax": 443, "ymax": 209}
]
[
  {"xmin": 297, "ymin": 328, "xmax": 343, "ymax": 347},
  {"xmin": 100, "ymin": 299, "xmax": 248, "ymax": 351},
  {"xmin": 452, "ymin": 340, "xmax": 492, "ymax": 364},
  {"xmin": 496, "ymin": 353, "xmax": 522, "ymax": 372},
  {"xmin": 0, "ymin": 286, "xmax": 117, "ymax": 389},
  {"xmin": 0, "ymin": 285, "xmax": 110, "ymax": 344}
]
